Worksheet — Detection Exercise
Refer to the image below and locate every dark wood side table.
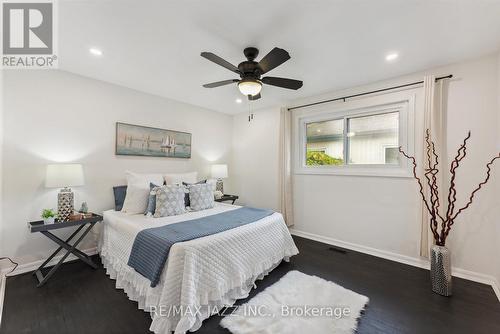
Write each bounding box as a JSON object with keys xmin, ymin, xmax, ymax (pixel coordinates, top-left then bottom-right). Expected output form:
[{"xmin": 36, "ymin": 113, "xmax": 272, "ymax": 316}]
[
  {"xmin": 28, "ymin": 214, "xmax": 103, "ymax": 287},
  {"xmin": 215, "ymin": 194, "xmax": 239, "ymax": 205}
]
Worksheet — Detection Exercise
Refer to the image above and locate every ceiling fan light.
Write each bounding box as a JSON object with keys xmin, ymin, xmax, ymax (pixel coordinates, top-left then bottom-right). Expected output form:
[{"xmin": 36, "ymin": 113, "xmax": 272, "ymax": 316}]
[{"xmin": 238, "ymin": 80, "xmax": 262, "ymax": 96}]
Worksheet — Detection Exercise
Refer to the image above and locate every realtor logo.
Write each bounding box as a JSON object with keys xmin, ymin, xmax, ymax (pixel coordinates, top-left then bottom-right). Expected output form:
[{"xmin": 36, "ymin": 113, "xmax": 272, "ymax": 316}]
[{"xmin": 2, "ymin": 1, "xmax": 57, "ymax": 68}]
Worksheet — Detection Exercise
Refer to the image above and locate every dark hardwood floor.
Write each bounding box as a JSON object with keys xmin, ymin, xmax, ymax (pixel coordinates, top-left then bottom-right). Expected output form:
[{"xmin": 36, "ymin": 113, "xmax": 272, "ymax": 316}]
[{"xmin": 2, "ymin": 236, "xmax": 499, "ymax": 334}]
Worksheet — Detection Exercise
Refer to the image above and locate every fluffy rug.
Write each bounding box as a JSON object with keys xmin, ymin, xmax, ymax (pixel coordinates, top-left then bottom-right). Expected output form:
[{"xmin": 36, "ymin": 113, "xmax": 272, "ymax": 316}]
[{"xmin": 220, "ymin": 270, "xmax": 368, "ymax": 334}]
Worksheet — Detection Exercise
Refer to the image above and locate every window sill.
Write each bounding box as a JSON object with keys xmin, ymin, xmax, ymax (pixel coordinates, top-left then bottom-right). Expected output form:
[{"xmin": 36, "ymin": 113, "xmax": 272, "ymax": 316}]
[{"xmin": 294, "ymin": 166, "xmax": 413, "ymax": 178}]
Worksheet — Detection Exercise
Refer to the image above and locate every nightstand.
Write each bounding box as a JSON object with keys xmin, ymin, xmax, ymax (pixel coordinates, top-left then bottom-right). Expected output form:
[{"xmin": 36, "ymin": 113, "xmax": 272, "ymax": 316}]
[
  {"xmin": 28, "ymin": 213, "xmax": 102, "ymax": 287},
  {"xmin": 215, "ymin": 194, "xmax": 239, "ymax": 204}
]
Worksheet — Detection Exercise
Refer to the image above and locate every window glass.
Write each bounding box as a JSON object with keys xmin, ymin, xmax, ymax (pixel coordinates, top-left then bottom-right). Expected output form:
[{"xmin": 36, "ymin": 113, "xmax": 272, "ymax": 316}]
[
  {"xmin": 384, "ymin": 146, "xmax": 399, "ymax": 165},
  {"xmin": 347, "ymin": 112, "xmax": 399, "ymax": 165},
  {"xmin": 306, "ymin": 119, "xmax": 344, "ymax": 166}
]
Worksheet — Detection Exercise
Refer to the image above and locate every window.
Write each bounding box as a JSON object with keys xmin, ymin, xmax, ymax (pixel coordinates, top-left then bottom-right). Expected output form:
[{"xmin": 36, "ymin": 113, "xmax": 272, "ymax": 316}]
[
  {"xmin": 295, "ymin": 92, "xmax": 414, "ymax": 177},
  {"xmin": 306, "ymin": 119, "xmax": 343, "ymax": 166}
]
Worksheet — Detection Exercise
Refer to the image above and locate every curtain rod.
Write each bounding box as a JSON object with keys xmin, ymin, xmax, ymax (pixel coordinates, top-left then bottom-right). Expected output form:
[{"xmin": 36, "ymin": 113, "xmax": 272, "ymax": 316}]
[{"xmin": 288, "ymin": 74, "xmax": 453, "ymax": 111}]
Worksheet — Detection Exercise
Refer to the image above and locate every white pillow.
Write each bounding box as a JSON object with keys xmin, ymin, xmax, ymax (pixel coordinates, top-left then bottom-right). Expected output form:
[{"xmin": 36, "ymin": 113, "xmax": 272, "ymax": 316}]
[
  {"xmin": 126, "ymin": 171, "xmax": 163, "ymax": 187},
  {"xmin": 121, "ymin": 183, "xmax": 150, "ymax": 214},
  {"xmin": 163, "ymin": 172, "xmax": 198, "ymax": 185}
]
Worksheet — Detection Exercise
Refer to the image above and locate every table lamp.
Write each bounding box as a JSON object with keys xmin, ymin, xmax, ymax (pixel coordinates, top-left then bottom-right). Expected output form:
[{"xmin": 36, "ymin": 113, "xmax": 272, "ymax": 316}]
[
  {"xmin": 211, "ymin": 164, "xmax": 228, "ymax": 194},
  {"xmin": 45, "ymin": 164, "xmax": 84, "ymax": 221}
]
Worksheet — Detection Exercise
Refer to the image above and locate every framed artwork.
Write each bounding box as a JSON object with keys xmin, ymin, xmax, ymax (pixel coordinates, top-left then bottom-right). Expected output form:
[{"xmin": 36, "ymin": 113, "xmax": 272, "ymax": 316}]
[{"xmin": 115, "ymin": 122, "xmax": 191, "ymax": 158}]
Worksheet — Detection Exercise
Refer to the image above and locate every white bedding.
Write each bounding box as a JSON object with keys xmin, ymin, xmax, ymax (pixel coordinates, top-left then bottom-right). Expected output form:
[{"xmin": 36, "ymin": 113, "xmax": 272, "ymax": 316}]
[{"xmin": 98, "ymin": 202, "xmax": 299, "ymax": 334}]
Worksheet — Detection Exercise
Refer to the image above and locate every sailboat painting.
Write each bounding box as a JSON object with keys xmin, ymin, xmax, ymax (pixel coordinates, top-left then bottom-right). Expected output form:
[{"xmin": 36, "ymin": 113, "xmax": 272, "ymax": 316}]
[{"xmin": 115, "ymin": 122, "xmax": 191, "ymax": 158}]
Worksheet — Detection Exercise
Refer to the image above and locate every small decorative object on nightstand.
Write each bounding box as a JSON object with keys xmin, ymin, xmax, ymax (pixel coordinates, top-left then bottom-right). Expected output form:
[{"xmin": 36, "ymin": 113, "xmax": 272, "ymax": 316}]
[
  {"xmin": 79, "ymin": 201, "xmax": 88, "ymax": 213},
  {"xmin": 45, "ymin": 164, "xmax": 85, "ymax": 221},
  {"xmin": 211, "ymin": 164, "xmax": 228, "ymax": 193},
  {"xmin": 215, "ymin": 194, "xmax": 239, "ymax": 205},
  {"xmin": 41, "ymin": 209, "xmax": 57, "ymax": 224}
]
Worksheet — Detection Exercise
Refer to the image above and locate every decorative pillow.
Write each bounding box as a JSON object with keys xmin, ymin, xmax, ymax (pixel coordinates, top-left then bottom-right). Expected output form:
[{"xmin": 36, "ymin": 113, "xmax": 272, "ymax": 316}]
[
  {"xmin": 182, "ymin": 180, "xmax": 207, "ymax": 207},
  {"xmin": 144, "ymin": 183, "xmax": 161, "ymax": 216},
  {"xmin": 163, "ymin": 172, "xmax": 198, "ymax": 185},
  {"xmin": 121, "ymin": 183, "xmax": 150, "ymax": 214},
  {"xmin": 113, "ymin": 185, "xmax": 127, "ymax": 211},
  {"xmin": 154, "ymin": 185, "xmax": 186, "ymax": 217},
  {"xmin": 188, "ymin": 183, "xmax": 215, "ymax": 211},
  {"xmin": 126, "ymin": 171, "xmax": 164, "ymax": 187}
]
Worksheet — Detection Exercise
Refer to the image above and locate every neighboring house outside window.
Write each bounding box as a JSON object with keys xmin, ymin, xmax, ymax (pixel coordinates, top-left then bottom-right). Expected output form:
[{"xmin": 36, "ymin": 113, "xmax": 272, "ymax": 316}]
[{"xmin": 384, "ymin": 146, "xmax": 400, "ymax": 165}]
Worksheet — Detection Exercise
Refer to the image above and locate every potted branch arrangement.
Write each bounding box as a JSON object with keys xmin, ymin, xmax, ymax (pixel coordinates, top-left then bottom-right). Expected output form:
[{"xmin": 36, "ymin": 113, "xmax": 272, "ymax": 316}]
[{"xmin": 399, "ymin": 130, "xmax": 499, "ymax": 296}]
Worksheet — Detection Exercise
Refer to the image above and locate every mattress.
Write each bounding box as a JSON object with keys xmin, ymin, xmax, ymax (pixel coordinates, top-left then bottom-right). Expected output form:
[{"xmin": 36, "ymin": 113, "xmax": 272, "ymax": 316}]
[{"xmin": 98, "ymin": 202, "xmax": 299, "ymax": 334}]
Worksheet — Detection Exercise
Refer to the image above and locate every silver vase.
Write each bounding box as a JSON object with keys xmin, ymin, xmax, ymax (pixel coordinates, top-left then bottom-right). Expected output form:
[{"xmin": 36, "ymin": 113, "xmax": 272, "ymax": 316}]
[
  {"xmin": 215, "ymin": 179, "xmax": 224, "ymax": 194},
  {"xmin": 430, "ymin": 245, "xmax": 452, "ymax": 296},
  {"xmin": 57, "ymin": 187, "xmax": 74, "ymax": 222}
]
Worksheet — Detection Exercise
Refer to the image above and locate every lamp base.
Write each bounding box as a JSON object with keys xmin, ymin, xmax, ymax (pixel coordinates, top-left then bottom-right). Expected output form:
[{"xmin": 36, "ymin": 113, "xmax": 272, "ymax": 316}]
[
  {"xmin": 58, "ymin": 187, "xmax": 74, "ymax": 222},
  {"xmin": 215, "ymin": 179, "xmax": 224, "ymax": 194}
]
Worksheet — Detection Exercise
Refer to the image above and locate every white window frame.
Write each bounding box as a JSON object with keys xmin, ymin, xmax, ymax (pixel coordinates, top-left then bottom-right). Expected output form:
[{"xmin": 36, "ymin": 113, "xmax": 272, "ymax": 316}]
[{"xmin": 293, "ymin": 91, "xmax": 415, "ymax": 177}]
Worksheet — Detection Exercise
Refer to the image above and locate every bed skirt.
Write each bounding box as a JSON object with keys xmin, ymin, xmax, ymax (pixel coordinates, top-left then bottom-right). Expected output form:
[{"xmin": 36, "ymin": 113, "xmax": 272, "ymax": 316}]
[{"xmin": 100, "ymin": 250, "xmax": 290, "ymax": 333}]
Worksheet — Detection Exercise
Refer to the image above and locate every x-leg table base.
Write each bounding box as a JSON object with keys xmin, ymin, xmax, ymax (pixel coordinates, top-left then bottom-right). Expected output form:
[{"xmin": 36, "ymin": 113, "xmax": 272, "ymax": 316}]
[{"xmin": 33, "ymin": 222, "xmax": 97, "ymax": 287}]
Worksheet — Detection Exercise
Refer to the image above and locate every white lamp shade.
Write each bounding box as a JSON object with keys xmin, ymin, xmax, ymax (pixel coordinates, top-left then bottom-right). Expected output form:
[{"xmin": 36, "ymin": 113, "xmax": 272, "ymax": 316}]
[
  {"xmin": 45, "ymin": 164, "xmax": 85, "ymax": 188},
  {"xmin": 211, "ymin": 164, "xmax": 228, "ymax": 179}
]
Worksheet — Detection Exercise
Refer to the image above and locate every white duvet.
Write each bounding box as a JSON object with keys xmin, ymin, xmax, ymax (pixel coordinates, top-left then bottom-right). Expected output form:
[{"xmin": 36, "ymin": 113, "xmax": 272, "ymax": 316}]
[{"xmin": 98, "ymin": 202, "xmax": 299, "ymax": 334}]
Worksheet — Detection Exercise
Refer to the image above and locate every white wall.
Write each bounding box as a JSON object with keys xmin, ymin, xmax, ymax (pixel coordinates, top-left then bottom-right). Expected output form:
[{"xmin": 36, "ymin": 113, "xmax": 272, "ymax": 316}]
[
  {"xmin": 495, "ymin": 52, "xmax": 500, "ymax": 289},
  {"xmin": 231, "ymin": 108, "xmax": 281, "ymax": 211},
  {"xmin": 0, "ymin": 71, "xmax": 4, "ymax": 259},
  {"xmin": 0, "ymin": 70, "xmax": 233, "ymax": 267},
  {"xmin": 232, "ymin": 53, "xmax": 500, "ymax": 289},
  {"xmin": 437, "ymin": 55, "xmax": 499, "ymax": 282}
]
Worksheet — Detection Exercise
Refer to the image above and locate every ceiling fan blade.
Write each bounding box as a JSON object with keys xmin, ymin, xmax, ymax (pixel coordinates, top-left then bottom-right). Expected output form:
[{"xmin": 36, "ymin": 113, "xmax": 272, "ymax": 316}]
[
  {"xmin": 257, "ymin": 47, "xmax": 290, "ymax": 74},
  {"xmin": 203, "ymin": 79, "xmax": 239, "ymax": 88},
  {"xmin": 201, "ymin": 52, "xmax": 240, "ymax": 74},
  {"xmin": 262, "ymin": 76, "xmax": 303, "ymax": 90},
  {"xmin": 248, "ymin": 93, "xmax": 261, "ymax": 101}
]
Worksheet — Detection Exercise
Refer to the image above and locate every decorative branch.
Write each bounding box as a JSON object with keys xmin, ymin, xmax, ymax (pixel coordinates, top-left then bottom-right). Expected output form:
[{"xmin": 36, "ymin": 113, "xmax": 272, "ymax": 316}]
[
  {"xmin": 445, "ymin": 132, "xmax": 470, "ymax": 223},
  {"xmin": 398, "ymin": 146, "xmax": 440, "ymax": 243},
  {"xmin": 450, "ymin": 153, "xmax": 500, "ymax": 222},
  {"xmin": 400, "ymin": 130, "xmax": 499, "ymax": 247}
]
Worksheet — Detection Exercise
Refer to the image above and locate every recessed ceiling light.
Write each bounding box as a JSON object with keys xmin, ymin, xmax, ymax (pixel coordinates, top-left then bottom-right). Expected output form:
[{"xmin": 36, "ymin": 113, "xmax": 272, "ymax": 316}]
[
  {"xmin": 235, "ymin": 98, "xmax": 242, "ymax": 104},
  {"xmin": 89, "ymin": 48, "xmax": 103, "ymax": 56},
  {"xmin": 316, "ymin": 129, "xmax": 321, "ymax": 133},
  {"xmin": 385, "ymin": 52, "xmax": 399, "ymax": 62}
]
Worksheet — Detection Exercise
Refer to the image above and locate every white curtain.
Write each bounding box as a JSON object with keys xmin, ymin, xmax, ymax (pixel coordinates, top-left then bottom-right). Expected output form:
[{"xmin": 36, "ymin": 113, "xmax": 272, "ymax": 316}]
[
  {"xmin": 279, "ymin": 107, "xmax": 294, "ymax": 227},
  {"xmin": 420, "ymin": 75, "xmax": 447, "ymax": 258}
]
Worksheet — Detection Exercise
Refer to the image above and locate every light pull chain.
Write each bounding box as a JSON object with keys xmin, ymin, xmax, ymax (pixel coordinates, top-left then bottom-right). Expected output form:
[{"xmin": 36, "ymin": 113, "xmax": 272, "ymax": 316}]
[{"xmin": 248, "ymin": 99, "xmax": 254, "ymax": 122}]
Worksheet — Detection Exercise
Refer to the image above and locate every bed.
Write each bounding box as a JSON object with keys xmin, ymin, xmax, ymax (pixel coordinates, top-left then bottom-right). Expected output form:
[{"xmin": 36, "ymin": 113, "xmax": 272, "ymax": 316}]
[{"xmin": 98, "ymin": 202, "xmax": 299, "ymax": 334}]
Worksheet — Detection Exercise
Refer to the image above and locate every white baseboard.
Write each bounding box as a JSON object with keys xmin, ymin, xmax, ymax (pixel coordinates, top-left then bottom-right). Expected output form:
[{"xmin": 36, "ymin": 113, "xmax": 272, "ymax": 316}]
[
  {"xmin": 1, "ymin": 247, "xmax": 98, "ymax": 278},
  {"xmin": 0, "ymin": 247, "xmax": 98, "ymax": 327},
  {"xmin": 0, "ymin": 274, "xmax": 6, "ymax": 327},
  {"xmin": 290, "ymin": 228, "xmax": 500, "ymax": 302},
  {"xmin": 491, "ymin": 278, "xmax": 500, "ymax": 302}
]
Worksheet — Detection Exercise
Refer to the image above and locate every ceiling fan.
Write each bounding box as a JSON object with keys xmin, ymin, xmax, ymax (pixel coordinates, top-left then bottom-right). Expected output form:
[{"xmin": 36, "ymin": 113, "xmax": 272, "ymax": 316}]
[{"xmin": 201, "ymin": 47, "xmax": 303, "ymax": 101}]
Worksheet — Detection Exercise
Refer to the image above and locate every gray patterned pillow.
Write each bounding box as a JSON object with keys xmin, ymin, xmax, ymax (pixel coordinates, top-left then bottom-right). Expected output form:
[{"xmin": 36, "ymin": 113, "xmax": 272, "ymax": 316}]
[
  {"xmin": 153, "ymin": 185, "xmax": 186, "ymax": 217},
  {"xmin": 188, "ymin": 183, "xmax": 215, "ymax": 211}
]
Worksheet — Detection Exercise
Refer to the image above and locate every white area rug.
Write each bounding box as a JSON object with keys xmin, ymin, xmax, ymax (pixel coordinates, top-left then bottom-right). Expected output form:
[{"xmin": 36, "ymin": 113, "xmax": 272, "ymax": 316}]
[{"xmin": 220, "ymin": 270, "xmax": 369, "ymax": 334}]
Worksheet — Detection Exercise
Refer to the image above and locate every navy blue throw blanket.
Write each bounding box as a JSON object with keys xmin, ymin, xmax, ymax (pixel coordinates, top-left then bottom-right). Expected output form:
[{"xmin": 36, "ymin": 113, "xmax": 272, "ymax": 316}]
[{"xmin": 128, "ymin": 207, "xmax": 274, "ymax": 287}]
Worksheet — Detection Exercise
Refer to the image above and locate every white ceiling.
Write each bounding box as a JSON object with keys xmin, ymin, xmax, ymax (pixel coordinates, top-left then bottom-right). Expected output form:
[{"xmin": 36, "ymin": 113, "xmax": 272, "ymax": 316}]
[{"xmin": 59, "ymin": 0, "xmax": 500, "ymax": 114}]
